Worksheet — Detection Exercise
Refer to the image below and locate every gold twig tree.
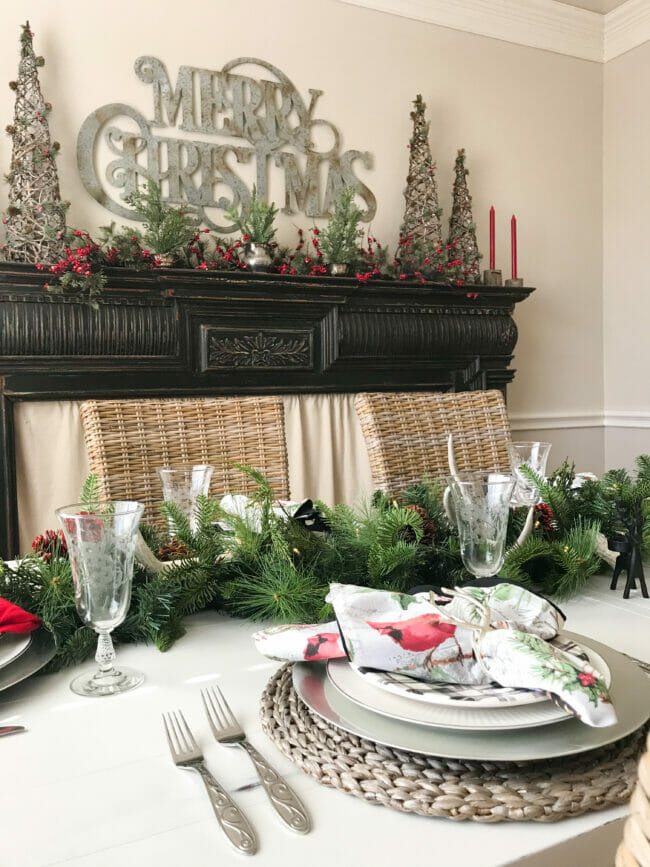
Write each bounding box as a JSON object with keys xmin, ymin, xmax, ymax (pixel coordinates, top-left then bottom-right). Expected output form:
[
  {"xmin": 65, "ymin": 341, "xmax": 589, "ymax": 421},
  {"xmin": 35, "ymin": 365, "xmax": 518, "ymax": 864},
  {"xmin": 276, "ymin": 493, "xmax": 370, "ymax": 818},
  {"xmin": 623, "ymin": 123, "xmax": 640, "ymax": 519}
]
[
  {"xmin": 2, "ymin": 22, "xmax": 67, "ymax": 263},
  {"xmin": 399, "ymin": 94, "xmax": 442, "ymax": 246},
  {"xmin": 447, "ymin": 148, "xmax": 481, "ymax": 283}
]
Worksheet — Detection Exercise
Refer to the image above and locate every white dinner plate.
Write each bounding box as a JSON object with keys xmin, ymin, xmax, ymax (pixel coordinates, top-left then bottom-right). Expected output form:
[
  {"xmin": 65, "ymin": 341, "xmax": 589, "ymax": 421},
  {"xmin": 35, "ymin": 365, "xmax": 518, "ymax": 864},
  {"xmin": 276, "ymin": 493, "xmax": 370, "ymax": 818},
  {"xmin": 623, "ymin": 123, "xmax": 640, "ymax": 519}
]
[
  {"xmin": 0, "ymin": 632, "xmax": 32, "ymax": 669},
  {"xmin": 351, "ymin": 634, "xmax": 609, "ymax": 710},
  {"xmin": 293, "ymin": 631, "xmax": 649, "ymax": 762},
  {"xmin": 329, "ymin": 658, "xmax": 571, "ymax": 730}
]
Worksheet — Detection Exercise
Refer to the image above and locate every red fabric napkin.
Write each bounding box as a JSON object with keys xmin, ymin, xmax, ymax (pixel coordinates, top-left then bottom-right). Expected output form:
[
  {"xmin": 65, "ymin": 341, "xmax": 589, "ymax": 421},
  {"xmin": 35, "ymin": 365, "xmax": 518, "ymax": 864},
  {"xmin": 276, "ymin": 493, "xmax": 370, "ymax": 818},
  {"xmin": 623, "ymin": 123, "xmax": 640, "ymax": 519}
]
[{"xmin": 0, "ymin": 598, "xmax": 42, "ymax": 633}]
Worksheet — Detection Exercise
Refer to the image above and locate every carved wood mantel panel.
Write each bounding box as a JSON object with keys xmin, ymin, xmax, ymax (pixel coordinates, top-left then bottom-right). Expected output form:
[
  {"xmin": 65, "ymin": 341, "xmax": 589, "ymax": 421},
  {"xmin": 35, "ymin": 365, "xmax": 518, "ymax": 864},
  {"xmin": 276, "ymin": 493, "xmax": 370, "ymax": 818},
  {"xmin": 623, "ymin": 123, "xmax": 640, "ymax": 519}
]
[{"xmin": 0, "ymin": 263, "xmax": 533, "ymax": 556}]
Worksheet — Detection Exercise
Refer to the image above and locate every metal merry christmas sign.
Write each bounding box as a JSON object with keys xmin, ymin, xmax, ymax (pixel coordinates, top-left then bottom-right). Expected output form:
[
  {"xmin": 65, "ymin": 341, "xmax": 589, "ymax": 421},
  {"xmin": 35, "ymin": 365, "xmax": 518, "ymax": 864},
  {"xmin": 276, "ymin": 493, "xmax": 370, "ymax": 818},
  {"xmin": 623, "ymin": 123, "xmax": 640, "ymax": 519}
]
[{"xmin": 77, "ymin": 57, "xmax": 376, "ymax": 232}]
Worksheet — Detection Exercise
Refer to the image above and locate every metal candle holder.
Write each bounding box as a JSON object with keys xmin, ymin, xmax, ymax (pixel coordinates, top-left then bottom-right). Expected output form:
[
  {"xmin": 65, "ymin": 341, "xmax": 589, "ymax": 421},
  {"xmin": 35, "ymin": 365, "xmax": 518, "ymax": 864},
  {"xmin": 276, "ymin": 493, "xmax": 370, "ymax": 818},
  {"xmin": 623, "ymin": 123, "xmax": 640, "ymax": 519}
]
[{"xmin": 482, "ymin": 269, "xmax": 502, "ymax": 286}]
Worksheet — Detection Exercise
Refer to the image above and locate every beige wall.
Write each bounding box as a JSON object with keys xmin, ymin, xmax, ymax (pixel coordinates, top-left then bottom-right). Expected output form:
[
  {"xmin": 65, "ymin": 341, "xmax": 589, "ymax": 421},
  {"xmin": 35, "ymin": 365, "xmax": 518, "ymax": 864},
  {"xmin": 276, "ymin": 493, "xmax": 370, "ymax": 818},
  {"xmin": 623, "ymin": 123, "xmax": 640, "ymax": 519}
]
[
  {"xmin": 512, "ymin": 426, "xmax": 604, "ymax": 474},
  {"xmin": 0, "ymin": 1, "xmax": 604, "ymax": 418},
  {"xmin": 1, "ymin": 1, "xmax": 611, "ymax": 544},
  {"xmin": 603, "ymin": 41, "xmax": 650, "ymax": 470}
]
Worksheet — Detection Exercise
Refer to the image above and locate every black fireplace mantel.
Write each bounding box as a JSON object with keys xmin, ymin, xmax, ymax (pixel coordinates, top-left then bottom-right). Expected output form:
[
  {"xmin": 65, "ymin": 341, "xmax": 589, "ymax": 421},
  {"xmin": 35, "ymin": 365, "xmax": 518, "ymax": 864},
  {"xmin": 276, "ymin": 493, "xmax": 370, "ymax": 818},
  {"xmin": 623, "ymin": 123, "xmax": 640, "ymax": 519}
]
[{"xmin": 0, "ymin": 263, "xmax": 533, "ymax": 556}]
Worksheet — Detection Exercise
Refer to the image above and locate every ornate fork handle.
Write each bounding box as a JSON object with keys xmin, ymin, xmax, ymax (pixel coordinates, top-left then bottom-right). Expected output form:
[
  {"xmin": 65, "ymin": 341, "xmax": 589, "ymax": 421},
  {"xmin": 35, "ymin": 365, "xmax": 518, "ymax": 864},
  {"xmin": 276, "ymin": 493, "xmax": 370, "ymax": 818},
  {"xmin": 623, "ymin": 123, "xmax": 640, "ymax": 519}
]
[
  {"xmin": 188, "ymin": 761, "xmax": 258, "ymax": 854},
  {"xmin": 240, "ymin": 741, "xmax": 311, "ymax": 834}
]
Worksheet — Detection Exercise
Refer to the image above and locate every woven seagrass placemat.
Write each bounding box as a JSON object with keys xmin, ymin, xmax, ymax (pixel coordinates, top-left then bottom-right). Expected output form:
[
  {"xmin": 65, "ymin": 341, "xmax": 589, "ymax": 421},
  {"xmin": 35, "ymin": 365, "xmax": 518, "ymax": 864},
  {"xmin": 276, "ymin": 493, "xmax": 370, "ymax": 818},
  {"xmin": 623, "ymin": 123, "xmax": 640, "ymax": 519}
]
[{"xmin": 260, "ymin": 664, "xmax": 647, "ymax": 823}]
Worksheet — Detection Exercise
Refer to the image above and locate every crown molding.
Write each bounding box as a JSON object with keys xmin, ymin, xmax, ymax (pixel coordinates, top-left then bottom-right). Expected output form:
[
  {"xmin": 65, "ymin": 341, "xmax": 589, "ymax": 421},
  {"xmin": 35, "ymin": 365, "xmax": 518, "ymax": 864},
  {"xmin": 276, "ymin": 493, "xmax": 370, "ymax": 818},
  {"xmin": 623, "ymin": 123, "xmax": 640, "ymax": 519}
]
[
  {"xmin": 604, "ymin": 0, "xmax": 650, "ymax": 61},
  {"xmin": 336, "ymin": 0, "xmax": 604, "ymax": 61},
  {"xmin": 336, "ymin": 0, "xmax": 650, "ymax": 63}
]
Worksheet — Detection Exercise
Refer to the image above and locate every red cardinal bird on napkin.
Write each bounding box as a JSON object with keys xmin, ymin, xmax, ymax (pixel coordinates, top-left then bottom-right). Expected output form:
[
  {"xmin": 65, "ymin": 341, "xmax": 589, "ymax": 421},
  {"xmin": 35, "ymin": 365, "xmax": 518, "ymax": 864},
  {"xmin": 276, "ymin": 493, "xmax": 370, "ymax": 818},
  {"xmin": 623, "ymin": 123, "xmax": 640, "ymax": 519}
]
[
  {"xmin": 0, "ymin": 598, "xmax": 42, "ymax": 634},
  {"xmin": 303, "ymin": 632, "xmax": 343, "ymax": 660},
  {"xmin": 366, "ymin": 613, "xmax": 456, "ymax": 652}
]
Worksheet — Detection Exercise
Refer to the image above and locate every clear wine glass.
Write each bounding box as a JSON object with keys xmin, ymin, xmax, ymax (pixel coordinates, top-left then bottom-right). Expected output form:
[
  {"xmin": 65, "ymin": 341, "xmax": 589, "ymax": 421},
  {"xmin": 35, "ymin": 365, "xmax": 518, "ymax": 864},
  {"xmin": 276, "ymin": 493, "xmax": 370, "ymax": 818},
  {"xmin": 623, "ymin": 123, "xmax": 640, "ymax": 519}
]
[
  {"xmin": 56, "ymin": 501, "xmax": 145, "ymax": 697},
  {"xmin": 157, "ymin": 464, "xmax": 214, "ymax": 533},
  {"xmin": 507, "ymin": 441, "xmax": 551, "ymax": 506},
  {"xmin": 446, "ymin": 472, "xmax": 516, "ymax": 578}
]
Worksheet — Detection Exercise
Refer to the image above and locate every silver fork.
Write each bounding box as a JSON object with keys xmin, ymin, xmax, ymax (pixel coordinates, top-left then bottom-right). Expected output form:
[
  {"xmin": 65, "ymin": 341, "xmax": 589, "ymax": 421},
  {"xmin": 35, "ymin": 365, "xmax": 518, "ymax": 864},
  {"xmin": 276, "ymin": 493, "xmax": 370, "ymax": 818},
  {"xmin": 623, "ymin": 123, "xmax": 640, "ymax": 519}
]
[
  {"xmin": 162, "ymin": 709, "xmax": 258, "ymax": 855},
  {"xmin": 202, "ymin": 686, "xmax": 311, "ymax": 834}
]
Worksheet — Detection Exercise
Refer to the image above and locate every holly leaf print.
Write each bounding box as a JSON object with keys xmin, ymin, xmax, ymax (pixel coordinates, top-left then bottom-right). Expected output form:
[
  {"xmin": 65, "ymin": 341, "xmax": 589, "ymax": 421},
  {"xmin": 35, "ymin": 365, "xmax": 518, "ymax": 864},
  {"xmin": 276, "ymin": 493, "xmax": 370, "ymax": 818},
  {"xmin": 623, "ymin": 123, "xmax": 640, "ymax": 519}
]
[
  {"xmin": 513, "ymin": 632, "xmax": 610, "ymax": 707},
  {"xmin": 391, "ymin": 592, "xmax": 419, "ymax": 610}
]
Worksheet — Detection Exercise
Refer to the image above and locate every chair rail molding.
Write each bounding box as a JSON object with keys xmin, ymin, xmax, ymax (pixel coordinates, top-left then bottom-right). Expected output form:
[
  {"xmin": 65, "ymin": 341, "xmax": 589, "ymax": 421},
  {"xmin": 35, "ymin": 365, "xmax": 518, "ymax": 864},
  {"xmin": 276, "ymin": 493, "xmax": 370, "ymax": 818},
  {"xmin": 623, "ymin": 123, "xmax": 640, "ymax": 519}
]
[
  {"xmin": 604, "ymin": 410, "xmax": 650, "ymax": 428},
  {"xmin": 510, "ymin": 409, "xmax": 650, "ymax": 430},
  {"xmin": 336, "ymin": 0, "xmax": 650, "ymax": 63},
  {"xmin": 509, "ymin": 410, "xmax": 603, "ymax": 430}
]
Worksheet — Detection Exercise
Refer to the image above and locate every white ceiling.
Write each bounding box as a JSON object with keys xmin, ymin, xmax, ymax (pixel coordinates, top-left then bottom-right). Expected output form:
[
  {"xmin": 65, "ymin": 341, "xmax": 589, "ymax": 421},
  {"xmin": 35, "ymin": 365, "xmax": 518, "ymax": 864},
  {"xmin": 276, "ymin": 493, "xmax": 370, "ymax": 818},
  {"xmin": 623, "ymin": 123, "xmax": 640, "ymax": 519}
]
[{"xmin": 554, "ymin": 0, "xmax": 627, "ymax": 13}]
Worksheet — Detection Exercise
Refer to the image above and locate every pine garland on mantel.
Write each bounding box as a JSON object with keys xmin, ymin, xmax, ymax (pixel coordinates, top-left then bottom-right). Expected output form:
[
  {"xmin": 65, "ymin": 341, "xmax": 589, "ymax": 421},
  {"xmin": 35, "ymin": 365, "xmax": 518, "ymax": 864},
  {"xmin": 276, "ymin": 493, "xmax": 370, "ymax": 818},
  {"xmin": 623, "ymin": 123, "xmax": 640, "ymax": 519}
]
[{"xmin": 2, "ymin": 459, "xmax": 648, "ymax": 672}]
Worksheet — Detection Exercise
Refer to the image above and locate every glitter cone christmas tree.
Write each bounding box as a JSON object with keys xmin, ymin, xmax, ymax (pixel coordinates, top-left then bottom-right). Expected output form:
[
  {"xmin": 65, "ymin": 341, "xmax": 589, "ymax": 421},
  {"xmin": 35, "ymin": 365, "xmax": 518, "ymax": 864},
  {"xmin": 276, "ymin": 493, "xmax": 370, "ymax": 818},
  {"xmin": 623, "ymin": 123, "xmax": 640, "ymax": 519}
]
[
  {"xmin": 399, "ymin": 94, "xmax": 442, "ymax": 246},
  {"xmin": 447, "ymin": 148, "xmax": 481, "ymax": 284},
  {"xmin": 2, "ymin": 22, "xmax": 67, "ymax": 264}
]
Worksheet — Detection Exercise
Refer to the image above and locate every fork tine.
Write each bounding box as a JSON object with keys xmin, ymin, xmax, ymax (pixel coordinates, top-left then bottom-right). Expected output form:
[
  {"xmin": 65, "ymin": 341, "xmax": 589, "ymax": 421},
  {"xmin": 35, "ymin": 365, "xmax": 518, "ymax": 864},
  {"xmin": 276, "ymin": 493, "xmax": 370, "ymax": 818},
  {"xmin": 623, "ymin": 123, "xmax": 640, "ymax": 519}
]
[
  {"xmin": 162, "ymin": 712, "xmax": 177, "ymax": 756},
  {"xmin": 212, "ymin": 686, "xmax": 232, "ymax": 728},
  {"xmin": 204, "ymin": 685, "xmax": 228, "ymax": 729},
  {"xmin": 213, "ymin": 685, "xmax": 238, "ymax": 728},
  {"xmin": 201, "ymin": 687, "xmax": 222, "ymax": 731},
  {"xmin": 176, "ymin": 709, "xmax": 198, "ymax": 752},
  {"xmin": 169, "ymin": 710, "xmax": 188, "ymax": 754}
]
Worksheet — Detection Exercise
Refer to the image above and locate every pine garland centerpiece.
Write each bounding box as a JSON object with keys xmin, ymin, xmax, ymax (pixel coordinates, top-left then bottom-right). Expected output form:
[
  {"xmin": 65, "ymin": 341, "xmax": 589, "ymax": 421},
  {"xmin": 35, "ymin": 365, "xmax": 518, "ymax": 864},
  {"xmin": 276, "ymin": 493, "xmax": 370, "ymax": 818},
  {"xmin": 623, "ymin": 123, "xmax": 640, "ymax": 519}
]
[{"xmin": 4, "ymin": 459, "xmax": 647, "ymax": 673}]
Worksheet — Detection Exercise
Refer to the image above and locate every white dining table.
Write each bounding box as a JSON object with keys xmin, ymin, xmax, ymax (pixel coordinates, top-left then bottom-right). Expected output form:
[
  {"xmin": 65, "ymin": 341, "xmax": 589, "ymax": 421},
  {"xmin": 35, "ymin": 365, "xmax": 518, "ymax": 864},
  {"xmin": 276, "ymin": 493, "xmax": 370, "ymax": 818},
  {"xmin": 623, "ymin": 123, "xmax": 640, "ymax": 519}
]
[{"xmin": 1, "ymin": 572, "xmax": 648, "ymax": 867}]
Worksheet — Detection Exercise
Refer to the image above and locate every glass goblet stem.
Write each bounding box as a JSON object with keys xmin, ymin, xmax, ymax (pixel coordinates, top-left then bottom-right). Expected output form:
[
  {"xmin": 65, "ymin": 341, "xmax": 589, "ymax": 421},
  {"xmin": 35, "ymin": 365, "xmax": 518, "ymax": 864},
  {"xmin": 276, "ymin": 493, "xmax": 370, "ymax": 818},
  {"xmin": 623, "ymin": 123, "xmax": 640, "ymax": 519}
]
[{"xmin": 95, "ymin": 630, "xmax": 117, "ymax": 677}]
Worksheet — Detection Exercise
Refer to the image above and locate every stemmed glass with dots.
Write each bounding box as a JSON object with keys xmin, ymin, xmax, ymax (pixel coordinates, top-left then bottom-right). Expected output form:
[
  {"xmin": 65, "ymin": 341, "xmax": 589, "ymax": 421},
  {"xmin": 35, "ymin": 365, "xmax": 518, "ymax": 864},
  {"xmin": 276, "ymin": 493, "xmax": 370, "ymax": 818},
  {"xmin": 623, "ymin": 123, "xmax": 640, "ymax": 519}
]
[
  {"xmin": 507, "ymin": 441, "xmax": 552, "ymax": 507},
  {"xmin": 157, "ymin": 465, "xmax": 214, "ymax": 533},
  {"xmin": 445, "ymin": 472, "xmax": 516, "ymax": 578},
  {"xmin": 56, "ymin": 501, "xmax": 145, "ymax": 697}
]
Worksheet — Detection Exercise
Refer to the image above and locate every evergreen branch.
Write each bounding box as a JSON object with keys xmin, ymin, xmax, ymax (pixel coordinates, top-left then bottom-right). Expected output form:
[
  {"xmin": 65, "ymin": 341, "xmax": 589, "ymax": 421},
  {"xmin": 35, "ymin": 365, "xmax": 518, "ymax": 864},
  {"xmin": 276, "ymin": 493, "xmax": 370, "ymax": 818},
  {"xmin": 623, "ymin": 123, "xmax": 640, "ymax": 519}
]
[
  {"xmin": 79, "ymin": 473, "xmax": 101, "ymax": 511},
  {"xmin": 43, "ymin": 626, "xmax": 96, "ymax": 671},
  {"xmin": 320, "ymin": 186, "xmax": 364, "ymax": 264},
  {"xmin": 164, "ymin": 561, "xmax": 220, "ymax": 615},
  {"xmin": 375, "ymin": 507, "xmax": 423, "ymax": 547},
  {"xmin": 636, "ymin": 454, "xmax": 650, "ymax": 484},
  {"xmin": 225, "ymin": 187, "xmax": 277, "ymax": 244},
  {"xmin": 117, "ymin": 577, "xmax": 179, "ymax": 643},
  {"xmin": 227, "ymin": 556, "xmax": 327, "ymax": 623},
  {"xmin": 159, "ymin": 501, "xmax": 193, "ymax": 547},
  {"xmin": 124, "ymin": 180, "xmax": 197, "ymax": 257},
  {"xmin": 368, "ymin": 540, "xmax": 420, "ymax": 588},
  {"xmin": 194, "ymin": 494, "xmax": 221, "ymax": 529}
]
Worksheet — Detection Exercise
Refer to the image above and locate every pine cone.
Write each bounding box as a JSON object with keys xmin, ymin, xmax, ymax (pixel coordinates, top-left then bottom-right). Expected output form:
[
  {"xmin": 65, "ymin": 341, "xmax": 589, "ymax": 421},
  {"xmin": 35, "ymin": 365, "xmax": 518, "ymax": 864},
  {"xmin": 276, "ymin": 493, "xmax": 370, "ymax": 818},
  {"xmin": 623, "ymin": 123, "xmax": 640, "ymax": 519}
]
[
  {"xmin": 157, "ymin": 536, "xmax": 190, "ymax": 561},
  {"xmin": 31, "ymin": 528, "xmax": 67, "ymax": 562},
  {"xmin": 402, "ymin": 504, "xmax": 436, "ymax": 545}
]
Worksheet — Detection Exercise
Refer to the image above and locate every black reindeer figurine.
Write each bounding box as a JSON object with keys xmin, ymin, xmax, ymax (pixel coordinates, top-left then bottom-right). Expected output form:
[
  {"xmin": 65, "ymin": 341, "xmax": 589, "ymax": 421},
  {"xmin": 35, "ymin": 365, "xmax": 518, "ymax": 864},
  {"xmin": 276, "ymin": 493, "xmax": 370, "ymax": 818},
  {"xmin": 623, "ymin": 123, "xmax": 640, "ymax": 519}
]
[{"xmin": 608, "ymin": 501, "xmax": 649, "ymax": 599}]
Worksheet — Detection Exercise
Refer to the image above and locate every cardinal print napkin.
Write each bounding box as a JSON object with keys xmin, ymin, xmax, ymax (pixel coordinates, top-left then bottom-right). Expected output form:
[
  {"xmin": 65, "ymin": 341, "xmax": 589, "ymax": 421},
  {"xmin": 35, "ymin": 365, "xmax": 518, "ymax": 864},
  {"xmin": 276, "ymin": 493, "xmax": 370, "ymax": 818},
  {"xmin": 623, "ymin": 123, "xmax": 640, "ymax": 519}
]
[{"xmin": 253, "ymin": 582, "xmax": 616, "ymax": 728}]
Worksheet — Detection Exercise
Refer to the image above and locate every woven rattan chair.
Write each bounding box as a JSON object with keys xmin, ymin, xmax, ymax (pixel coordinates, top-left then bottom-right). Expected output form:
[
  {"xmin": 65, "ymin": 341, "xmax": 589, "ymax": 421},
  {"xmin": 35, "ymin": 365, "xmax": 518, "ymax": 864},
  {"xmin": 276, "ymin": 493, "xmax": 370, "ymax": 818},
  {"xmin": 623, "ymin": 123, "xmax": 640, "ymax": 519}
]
[
  {"xmin": 616, "ymin": 734, "xmax": 650, "ymax": 867},
  {"xmin": 80, "ymin": 396, "xmax": 289, "ymax": 527},
  {"xmin": 354, "ymin": 390, "xmax": 513, "ymax": 496}
]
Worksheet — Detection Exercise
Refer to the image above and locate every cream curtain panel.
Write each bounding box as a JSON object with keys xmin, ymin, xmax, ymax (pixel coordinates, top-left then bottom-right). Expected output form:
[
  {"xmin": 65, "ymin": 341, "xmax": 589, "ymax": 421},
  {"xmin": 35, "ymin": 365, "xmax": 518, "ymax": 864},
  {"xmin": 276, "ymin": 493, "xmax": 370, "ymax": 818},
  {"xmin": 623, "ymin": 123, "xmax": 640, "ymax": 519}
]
[{"xmin": 14, "ymin": 395, "xmax": 374, "ymax": 552}]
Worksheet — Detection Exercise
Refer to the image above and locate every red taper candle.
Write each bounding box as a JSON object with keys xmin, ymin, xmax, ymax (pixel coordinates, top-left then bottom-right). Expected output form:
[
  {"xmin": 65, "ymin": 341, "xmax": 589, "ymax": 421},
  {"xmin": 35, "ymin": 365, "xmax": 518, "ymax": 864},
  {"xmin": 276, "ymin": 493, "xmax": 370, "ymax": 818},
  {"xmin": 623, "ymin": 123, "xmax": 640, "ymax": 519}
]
[
  {"xmin": 511, "ymin": 215, "xmax": 517, "ymax": 279},
  {"xmin": 489, "ymin": 206, "xmax": 495, "ymax": 270}
]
